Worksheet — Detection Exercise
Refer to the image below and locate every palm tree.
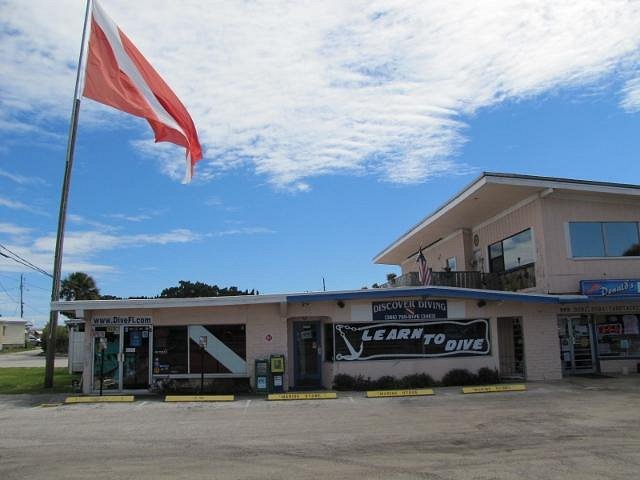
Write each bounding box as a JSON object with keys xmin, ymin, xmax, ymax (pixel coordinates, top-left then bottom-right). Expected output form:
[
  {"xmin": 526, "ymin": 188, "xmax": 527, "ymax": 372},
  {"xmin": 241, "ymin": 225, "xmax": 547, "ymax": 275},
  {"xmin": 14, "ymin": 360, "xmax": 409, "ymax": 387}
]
[{"xmin": 60, "ymin": 272, "xmax": 100, "ymax": 301}]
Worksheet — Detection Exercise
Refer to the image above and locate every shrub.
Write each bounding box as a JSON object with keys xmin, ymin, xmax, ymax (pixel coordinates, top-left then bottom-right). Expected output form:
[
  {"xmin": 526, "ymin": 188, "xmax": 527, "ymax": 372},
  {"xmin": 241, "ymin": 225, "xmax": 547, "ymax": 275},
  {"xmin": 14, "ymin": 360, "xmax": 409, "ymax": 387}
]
[
  {"xmin": 41, "ymin": 323, "xmax": 68, "ymax": 354},
  {"xmin": 400, "ymin": 373, "xmax": 435, "ymax": 388},
  {"xmin": 477, "ymin": 367, "xmax": 501, "ymax": 385},
  {"xmin": 354, "ymin": 375, "xmax": 373, "ymax": 391},
  {"xmin": 333, "ymin": 373, "xmax": 357, "ymax": 391},
  {"xmin": 372, "ymin": 375, "xmax": 399, "ymax": 390},
  {"xmin": 441, "ymin": 368, "xmax": 479, "ymax": 386}
]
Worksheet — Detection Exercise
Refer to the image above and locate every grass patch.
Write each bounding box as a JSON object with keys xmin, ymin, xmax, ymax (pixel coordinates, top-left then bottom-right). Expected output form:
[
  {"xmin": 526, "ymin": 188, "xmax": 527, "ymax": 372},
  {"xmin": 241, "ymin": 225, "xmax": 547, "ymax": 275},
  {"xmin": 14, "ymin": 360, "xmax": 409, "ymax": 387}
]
[
  {"xmin": 0, "ymin": 346, "xmax": 40, "ymax": 355},
  {"xmin": 0, "ymin": 367, "xmax": 77, "ymax": 394}
]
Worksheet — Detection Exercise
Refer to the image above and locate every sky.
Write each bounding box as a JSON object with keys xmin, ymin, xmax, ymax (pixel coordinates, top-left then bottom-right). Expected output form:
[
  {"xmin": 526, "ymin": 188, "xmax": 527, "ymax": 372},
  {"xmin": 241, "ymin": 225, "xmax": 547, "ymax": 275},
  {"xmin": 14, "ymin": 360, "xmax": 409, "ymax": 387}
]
[{"xmin": 1, "ymin": 0, "xmax": 640, "ymax": 327}]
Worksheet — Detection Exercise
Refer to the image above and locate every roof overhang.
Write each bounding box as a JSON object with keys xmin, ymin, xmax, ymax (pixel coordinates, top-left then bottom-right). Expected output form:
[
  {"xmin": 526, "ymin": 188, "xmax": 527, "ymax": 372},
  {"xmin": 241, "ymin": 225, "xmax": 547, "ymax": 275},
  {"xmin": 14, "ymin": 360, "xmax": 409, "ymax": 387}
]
[
  {"xmin": 287, "ymin": 286, "xmax": 589, "ymax": 304},
  {"xmin": 51, "ymin": 293, "xmax": 288, "ymax": 312},
  {"xmin": 373, "ymin": 172, "xmax": 640, "ymax": 265}
]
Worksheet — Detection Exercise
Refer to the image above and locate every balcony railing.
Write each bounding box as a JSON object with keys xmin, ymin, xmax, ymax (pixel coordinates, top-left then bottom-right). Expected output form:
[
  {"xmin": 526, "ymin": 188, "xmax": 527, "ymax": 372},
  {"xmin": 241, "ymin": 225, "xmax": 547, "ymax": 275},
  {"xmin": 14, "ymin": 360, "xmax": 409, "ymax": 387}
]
[{"xmin": 382, "ymin": 264, "xmax": 536, "ymax": 292}]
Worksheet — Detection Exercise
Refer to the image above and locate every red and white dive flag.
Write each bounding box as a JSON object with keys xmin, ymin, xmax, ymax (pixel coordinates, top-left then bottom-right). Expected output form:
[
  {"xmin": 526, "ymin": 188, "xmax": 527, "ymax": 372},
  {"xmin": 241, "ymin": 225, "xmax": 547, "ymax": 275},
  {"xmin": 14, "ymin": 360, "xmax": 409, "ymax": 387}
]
[{"xmin": 82, "ymin": 0, "xmax": 202, "ymax": 183}]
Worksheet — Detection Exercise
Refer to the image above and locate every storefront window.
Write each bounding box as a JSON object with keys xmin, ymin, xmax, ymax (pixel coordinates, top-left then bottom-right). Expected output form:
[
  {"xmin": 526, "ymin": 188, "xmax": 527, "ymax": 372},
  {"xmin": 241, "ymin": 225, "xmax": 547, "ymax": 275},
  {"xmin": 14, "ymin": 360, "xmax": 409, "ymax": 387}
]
[
  {"xmin": 189, "ymin": 325, "xmax": 246, "ymax": 374},
  {"xmin": 595, "ymin": 314, "xmax": 640, "ymax": 358},
  {"xmin": 153, "ymin": 326, "xmax": 188, "ymax": 374},
  {"xmin": 489, "ymin": 229, "xmax": 534, "ymax": 273},
  {"xmin": 569, "ymin": 221, "xmax": 640, "ymax": 257}
]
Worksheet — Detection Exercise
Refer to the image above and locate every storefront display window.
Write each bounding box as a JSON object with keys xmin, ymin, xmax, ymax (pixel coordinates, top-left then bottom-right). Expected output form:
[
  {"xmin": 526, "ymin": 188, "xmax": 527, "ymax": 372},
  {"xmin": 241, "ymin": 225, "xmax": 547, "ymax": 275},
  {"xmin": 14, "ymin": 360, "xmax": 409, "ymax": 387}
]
[
  {"xmin": 189, "ymin": 325, "xmax": 246, "ymax": 374},
  {"xmin": 153, "ymin": 326, "xmax": 188, "ymax": 374},
  {"xmin": 595, "ymin": 313, "xmax": 640, "ymax": 358},
  {"xmin": 153, "ymin": 324, "xmax": 247, "ymax": 375}
]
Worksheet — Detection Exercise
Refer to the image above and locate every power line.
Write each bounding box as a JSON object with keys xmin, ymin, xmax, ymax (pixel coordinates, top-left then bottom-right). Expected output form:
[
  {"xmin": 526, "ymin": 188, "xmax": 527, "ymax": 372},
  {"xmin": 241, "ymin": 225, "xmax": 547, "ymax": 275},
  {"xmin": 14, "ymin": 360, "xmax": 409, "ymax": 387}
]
[
  {"xmin": 0, "ymin": 243, "xmax": 52, "ymax": 278},
  {"xmin": 0, "ymin": 280, "xmax": 17, "ymax": 303}
]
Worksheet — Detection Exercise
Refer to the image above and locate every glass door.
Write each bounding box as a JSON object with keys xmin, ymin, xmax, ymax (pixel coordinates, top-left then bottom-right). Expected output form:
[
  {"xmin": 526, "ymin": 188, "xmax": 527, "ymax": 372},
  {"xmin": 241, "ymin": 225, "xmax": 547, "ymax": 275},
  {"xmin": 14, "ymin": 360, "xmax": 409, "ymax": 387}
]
[
  {"xmin": 293, "ymin": 321, "xmax": 322, "ymax": 389},
  {"xmin": 558, "ymin": 316, "xmax": 596, "ymax": 375},
  {"xmin": 93, "ymin": 326, "xmax": 121, "ymax": 392},
  {"xmin": 93, "ymin": 325, "xmax": 152, "ymax": 392},
  {"xmin": 122, "ymin": 326, "xmax": 151, "ymax": 389}
]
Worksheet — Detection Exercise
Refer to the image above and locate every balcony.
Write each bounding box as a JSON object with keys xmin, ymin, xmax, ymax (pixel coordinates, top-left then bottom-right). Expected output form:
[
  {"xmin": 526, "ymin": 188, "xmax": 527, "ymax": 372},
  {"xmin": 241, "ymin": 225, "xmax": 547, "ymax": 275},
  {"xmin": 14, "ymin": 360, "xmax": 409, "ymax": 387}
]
[{"xmin": 382, "ymin": 264, "xmax": 536, "ymax": 292}]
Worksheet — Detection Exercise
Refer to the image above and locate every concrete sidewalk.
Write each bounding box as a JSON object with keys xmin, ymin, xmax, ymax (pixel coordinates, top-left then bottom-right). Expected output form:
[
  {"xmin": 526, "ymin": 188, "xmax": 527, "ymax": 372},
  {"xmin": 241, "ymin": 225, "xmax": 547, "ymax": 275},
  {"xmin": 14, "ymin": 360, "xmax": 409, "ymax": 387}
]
[{"xmin": 0, "ymin": 348, "xmax": 67, "ymax": 368}]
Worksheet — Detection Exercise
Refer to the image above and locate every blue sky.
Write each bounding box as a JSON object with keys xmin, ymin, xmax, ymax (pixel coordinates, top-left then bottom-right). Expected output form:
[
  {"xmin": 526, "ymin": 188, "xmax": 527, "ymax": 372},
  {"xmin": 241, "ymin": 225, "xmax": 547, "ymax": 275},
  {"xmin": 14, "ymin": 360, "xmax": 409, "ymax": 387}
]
[{"xmin": 1, "ymin": 1, "xmax": 640, "ymax": 326}]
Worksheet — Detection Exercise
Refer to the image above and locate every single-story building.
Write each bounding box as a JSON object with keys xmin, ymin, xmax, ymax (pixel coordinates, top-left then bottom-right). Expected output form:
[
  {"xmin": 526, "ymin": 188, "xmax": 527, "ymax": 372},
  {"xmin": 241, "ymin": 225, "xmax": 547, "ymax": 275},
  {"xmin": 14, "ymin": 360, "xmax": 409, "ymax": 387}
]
[{"xmin": 0, "ymin": 317, "xmax": 28, "ymax": 351}]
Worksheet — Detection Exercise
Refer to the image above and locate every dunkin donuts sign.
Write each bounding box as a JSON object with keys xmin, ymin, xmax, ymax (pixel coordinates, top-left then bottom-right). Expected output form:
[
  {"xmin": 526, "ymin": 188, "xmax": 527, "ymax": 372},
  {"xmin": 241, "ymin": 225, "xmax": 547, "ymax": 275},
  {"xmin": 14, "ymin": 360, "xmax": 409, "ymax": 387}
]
[{"xmin": 333, "ymin": 319, "xmax": 490, "ymax": 361}]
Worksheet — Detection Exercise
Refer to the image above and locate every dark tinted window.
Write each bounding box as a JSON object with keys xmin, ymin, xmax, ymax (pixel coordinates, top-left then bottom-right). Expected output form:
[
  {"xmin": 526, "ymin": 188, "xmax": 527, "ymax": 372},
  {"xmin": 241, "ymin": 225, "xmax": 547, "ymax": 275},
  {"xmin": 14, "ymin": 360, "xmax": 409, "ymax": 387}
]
[
  {"xmin": 569, "ymin": 222, "xmax": 604, "ymax": 257},
  {"xmin": 190, "ymin": 325, "xmax": 246, "ymax": 374},
  {"xmin": 503, "ymin": 229, "xmax": 534, "ymax": 270},
  {"xmin": 604, "ymin": 222, "xmax": 640, "ymax": 257},
  {"xmin": 153, "ymin": 326, "xmax": 188, "ymax": 374},
  {"xmin": 570, "ymin": 222, "xmax": 640, "ymax": 257},
  {"xmin": 324, "ymin": 323, "xmax": 334, "ymax": 362},
  {"xmin": 489, "ymin": 229, "xmax": 534, "ymax": 273}
]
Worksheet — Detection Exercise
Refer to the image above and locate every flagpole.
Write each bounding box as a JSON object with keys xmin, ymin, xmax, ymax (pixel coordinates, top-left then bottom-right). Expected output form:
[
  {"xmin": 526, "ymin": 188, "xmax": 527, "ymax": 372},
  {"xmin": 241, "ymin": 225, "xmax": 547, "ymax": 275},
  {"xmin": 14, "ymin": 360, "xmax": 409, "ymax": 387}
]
[{"xmin": 45, "ymin": 0, "xmax": 92, "ymax": 388}]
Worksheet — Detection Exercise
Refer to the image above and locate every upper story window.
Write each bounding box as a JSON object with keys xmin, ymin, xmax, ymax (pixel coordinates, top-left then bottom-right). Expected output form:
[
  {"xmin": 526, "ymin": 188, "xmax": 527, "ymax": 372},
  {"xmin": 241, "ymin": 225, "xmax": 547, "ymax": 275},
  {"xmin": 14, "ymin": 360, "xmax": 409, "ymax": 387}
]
[
  {"xmin": 488, "ymin": 228, "xmax": 534, "ymax": 273},
  {"xmin": 569, "ymin": 222, "xmax": 640, "ymax": 258},
  {"xmin": 446, "ymin": 256, "xmax": 457, "ymax": 271}
]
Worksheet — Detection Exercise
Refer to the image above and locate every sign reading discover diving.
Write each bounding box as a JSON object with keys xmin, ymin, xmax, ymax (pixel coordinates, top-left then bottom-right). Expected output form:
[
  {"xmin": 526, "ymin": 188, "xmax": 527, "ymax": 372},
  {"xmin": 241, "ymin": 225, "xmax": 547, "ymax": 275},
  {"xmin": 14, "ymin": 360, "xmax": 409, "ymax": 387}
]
[
  {"xmin": 334, "ymin": 319, "xmax": 490, "ymax": 361},
  {"xmin": 372, "ymin": 300, "xmax": 447, "ymax": 320}
]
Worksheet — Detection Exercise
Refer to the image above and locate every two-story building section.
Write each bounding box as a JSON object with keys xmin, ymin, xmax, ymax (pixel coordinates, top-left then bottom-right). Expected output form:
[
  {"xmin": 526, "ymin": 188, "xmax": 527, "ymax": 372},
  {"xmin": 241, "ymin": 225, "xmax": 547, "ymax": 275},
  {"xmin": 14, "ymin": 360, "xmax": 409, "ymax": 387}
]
[
  {"xmin": 374, "ymin": 172, "xmax": 640, "ymax": 378},
  {"xmin": 53, "ymin": 172, "xmax": 640, "ymax": 395}
]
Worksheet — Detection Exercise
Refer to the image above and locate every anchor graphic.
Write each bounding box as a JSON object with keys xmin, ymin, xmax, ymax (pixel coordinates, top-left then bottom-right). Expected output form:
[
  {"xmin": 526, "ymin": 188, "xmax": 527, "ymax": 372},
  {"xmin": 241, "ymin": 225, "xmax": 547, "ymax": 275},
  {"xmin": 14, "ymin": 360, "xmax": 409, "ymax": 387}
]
[{"xmin": 335, "ymin": 325, "xmax": 364, "ymax": 360}]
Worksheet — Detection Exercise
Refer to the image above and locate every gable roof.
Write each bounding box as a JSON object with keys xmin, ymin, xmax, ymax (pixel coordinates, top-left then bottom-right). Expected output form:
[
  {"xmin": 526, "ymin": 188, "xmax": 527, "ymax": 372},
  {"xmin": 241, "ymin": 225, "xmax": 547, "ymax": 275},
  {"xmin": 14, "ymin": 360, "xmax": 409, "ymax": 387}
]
[{"xmin": 373, "ymin": 172, "xmax": 640, "ymax": 265}]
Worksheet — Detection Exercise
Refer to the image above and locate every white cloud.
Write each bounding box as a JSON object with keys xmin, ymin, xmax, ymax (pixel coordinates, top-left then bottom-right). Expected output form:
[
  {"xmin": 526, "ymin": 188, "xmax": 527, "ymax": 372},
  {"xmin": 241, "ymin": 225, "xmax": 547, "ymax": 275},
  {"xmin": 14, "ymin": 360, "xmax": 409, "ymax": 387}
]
[
  {"xmin": 0, "ymin": 222, "xmax": 32, "ymax": 236},
  {"xmin": 0, "ymin": 226, "xmax": 205, "ymax": 278},
  {"xmin": 621, "ymin": 77, "xmax": 640, "ymax": 112},
  {"xmin": 211, "ymin": 227, "xmax": 276, "ymax": 237},
  {"xmin": 105, "ymin": 213, "xmax": 152, "ymax": 223},
  {"xmin": 32, "ymin": 228, "xmax": 203, "ymax": 257},
  {"xmin": 0, "ymin": 168, "xmax": 46, "ymax": 186},
  {"xmin": 1, "ymin": 1, "xmax": 640, "ymax": 187},
  {"xmin": 0, "ymin": 196, "xmax": 47, "ymax": 215},
  {"xmin": 69, "ymin": 213, "xmax": 119, "ymax": 231}
]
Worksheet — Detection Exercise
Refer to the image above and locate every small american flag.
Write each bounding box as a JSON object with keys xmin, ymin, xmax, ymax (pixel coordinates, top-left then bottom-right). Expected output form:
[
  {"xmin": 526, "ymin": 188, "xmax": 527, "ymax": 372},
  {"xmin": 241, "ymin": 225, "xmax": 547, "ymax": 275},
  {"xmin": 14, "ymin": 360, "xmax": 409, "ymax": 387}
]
[{"xmin": 416, "ymin": 247, "xmax": 432, "ymax": 286}]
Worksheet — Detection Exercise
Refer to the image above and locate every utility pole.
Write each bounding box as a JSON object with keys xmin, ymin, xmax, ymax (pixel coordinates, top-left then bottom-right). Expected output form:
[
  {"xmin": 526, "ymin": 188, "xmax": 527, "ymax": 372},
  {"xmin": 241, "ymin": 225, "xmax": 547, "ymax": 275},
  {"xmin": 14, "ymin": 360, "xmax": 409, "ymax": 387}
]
[{"xmin": 19, "ymin": 274, "xmax": 24, "ymax": 319}]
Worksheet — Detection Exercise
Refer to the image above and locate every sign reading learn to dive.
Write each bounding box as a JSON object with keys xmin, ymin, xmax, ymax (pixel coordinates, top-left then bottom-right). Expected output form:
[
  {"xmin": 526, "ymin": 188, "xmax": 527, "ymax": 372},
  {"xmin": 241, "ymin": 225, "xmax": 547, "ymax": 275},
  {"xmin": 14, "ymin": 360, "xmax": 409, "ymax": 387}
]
[
  {"xmin": 372, "ymin": 300, "xmax": 447, "ymax": 320},
  {"xmin": 334, "ymin": 319, "xmax": 490, "ymax": 361}
]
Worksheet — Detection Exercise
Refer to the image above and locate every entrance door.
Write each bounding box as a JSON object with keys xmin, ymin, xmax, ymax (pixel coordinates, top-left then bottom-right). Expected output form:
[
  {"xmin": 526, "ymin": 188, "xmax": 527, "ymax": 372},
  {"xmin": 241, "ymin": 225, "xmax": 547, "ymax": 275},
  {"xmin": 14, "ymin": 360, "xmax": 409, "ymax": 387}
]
[
  {"xmin": 497, "ymin": 317, "xmax": 525, "ymax": 378},
  {"xmin": 92, "ymin": 325, "xmax": 152, "ymax": 392},
  {"xmin": 122, "ymin": 326, "xmax": 151, "ymax": 389},
  {"xmin": 558, "ymin": 316, "xmax": 596, "ymax": 375},
  {"xmin": 93, "ymin": 326, "xmax": 121, "ymax": 392},
  {"xmin": 293, "ymin": 321, "xmax": 322, "ymax": 389}
]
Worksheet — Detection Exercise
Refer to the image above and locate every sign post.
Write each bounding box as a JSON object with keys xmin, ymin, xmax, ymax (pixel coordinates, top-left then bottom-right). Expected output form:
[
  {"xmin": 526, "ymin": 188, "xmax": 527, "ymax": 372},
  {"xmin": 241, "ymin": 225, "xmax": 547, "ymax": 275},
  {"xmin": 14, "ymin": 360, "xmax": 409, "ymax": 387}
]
[{"xmin": 199, "ymin": 336, "xmax": 207, "ymax": 394}]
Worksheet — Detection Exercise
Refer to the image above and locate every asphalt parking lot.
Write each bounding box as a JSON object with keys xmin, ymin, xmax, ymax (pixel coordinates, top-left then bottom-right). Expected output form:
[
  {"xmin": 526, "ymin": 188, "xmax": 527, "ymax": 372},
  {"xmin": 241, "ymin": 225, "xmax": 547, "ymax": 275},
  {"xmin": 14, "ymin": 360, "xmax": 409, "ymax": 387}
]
[{"xmin": 1, "ymin": 376, "xmax": 639, "ymax": 480}]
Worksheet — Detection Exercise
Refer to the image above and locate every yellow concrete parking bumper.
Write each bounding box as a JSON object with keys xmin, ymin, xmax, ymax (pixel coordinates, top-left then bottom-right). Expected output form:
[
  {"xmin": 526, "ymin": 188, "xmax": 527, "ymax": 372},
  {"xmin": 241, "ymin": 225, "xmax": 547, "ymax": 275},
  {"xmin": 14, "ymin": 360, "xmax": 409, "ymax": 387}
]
[
  {"xmin": 366, "ymin": 388, "xmax": 434, "ymax": 398},
  {"xmin": 64, "ymin": 395, "xmax": 135, "ymax": 404},
  {"xmin": 462, "ymin": 384, "xmax": 527, "ymax": 394},
  {"xmin": 164, "ymin": 395, "xmax": 235, "ymax": 402},
  {"xmin": 267, "ymin": 392, "xmax": 337, "ymax": 401}
]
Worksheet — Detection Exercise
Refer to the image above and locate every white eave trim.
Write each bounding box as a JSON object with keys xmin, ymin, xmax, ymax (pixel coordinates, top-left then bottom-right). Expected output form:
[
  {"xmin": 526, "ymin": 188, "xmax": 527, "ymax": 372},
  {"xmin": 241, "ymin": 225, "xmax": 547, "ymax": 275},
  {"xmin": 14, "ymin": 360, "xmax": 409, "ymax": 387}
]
[
  {"xmin": 372, "ymin": 175, "xmax": 489, "ymax": 263},
  {"xmin": 51, "ymin": 293, "xmax": 289, "ymax": 311}
]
